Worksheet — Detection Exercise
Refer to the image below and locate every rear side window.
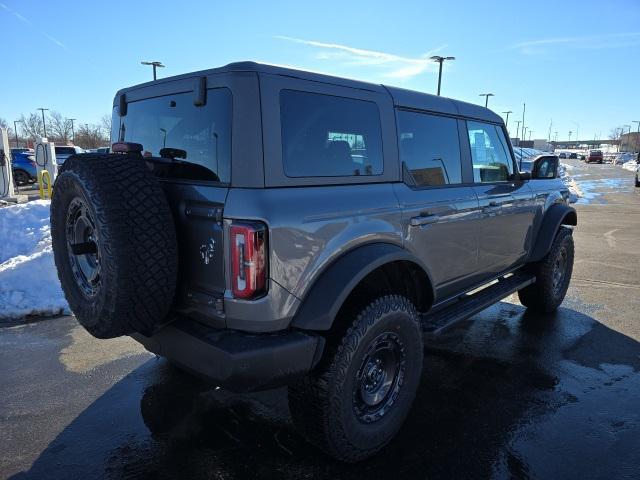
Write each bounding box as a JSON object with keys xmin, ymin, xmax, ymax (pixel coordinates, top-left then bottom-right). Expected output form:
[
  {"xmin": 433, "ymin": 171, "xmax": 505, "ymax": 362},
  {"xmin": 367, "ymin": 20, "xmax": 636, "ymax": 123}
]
[
  {"xmin": 467, "ymin": 121, "xmax": 514, "ymax": 183},
  {"xmin": 114, "ymin": 88, "xmax": 232, "ymax": 183},
  {"xmin": 397, "ymin": 110, "xmax": 462, "ymax": 186},
  {"xmin": 56, "ymin": 147, "xmax": 75, "ymax": 155},
  {"xmin": 280, "ymin": 90, "xmax": 383, "ymax": 177}
]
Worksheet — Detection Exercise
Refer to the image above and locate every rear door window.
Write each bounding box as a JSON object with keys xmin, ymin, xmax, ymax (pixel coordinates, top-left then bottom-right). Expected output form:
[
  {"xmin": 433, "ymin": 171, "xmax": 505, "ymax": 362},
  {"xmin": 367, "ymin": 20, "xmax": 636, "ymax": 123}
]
[
  {"xmin": 397, "ymin": 110, "xmax": 462, "ymax": 186},
  {"xmin": 56, "ymin": 147, "xmax": 75, "ymax": 155},
  {"xmin": 115, "ymin": 88, "xmax": 232, "ymax": 183},
  {"xmin": 280, "ymin": 90, "xmax": 383, "ymax": 177},
  {"xmin": 467, "ymin": 121, "xmax": 514, "ymax": 183}
]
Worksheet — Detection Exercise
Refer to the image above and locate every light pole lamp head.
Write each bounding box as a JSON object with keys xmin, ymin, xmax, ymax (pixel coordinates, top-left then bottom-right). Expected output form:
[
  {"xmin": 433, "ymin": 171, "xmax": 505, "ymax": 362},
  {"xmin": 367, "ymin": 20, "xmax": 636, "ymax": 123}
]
[
  {"xmin": 141, "ymin": 61, "xmax": 165, "ymax": 68},
  {"xmin": 430, "ymin": 56, "xmax": 455, "ymax": 63}
]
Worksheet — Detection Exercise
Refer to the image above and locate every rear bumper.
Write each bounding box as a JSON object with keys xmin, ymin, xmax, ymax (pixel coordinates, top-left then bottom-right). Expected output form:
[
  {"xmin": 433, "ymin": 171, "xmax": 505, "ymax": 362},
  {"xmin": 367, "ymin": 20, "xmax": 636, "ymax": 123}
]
[{"xmin": 131, "ymin": 317, "xmax": 324, "ymax": 392}]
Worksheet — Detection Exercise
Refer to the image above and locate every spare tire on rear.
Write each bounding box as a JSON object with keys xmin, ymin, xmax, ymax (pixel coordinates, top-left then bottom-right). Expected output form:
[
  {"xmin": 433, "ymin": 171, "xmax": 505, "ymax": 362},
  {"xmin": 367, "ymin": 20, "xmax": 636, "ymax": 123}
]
[{"xmin": 51, "ymin": 153, "xmax": 178, "ymax": 339}]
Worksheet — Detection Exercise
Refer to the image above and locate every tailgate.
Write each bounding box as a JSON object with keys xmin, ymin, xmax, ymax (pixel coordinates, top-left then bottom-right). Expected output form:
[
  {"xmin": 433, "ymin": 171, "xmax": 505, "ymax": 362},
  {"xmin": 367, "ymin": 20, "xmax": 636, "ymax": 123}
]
[{"xmin": 161, "ymin": 182, "xmax": 228, "ymax": 325}]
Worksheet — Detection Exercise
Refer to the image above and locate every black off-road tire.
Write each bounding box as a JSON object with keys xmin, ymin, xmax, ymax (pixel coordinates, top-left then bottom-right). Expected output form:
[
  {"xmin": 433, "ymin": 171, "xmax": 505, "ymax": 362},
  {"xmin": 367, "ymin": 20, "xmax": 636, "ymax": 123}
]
[
  {"xmin": 635, "ymin": 174, "xmax": 639, "ymax": 187},
  {"xmin": 518, "ymin": 227, "xmax": 574, "ymax": 313},
  {"xmin": 50, "ymin": 153, "xmax": 178, "ymax": 338},
  {"xmin": 288, "ymin": 295, "xmax": 423, "ymax": 462}
]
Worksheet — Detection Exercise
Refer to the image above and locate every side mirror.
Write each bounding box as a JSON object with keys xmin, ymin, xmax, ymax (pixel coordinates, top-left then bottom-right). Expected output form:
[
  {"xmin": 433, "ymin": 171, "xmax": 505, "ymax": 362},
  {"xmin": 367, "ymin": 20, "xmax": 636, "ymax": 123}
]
[{"xmin": 531, "ymin": 156, "xmax": 559, "ymax": 179}]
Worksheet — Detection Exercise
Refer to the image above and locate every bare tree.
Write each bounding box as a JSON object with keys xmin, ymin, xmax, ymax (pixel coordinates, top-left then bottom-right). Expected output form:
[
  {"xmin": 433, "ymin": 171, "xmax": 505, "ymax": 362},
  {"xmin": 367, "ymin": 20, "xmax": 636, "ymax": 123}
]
[
  {"xmin": 74, "ymin": 123, "xmax": 109, "ymax": 149},
  {"xmin": 49, "ymin": 111, "xmax": 73, "ymax": 144},
  {"xmin": 609, "ymin": 126, "xmax": 624, "ymax": 141},
  {"xmin": 100, "ymin": 113, "xmax": 112, "ymax": 140},
  {"xmin": 20, "ymin": 113, "xmax": 45, "ymax": 140}
]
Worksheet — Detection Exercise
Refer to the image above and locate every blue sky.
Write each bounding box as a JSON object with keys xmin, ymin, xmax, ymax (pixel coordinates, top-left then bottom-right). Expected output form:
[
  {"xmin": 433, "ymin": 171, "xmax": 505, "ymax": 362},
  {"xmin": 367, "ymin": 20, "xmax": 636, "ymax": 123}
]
[{"xmin": 1, "ymin": 0, "xmax": 639, "ymax": 141}]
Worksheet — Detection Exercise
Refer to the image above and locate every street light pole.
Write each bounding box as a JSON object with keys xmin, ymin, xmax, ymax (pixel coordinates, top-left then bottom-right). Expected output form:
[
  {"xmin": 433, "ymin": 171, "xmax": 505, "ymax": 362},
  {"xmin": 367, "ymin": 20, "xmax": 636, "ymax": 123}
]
[
  {"xmin": 141, "ymin": 61, "xmax": 165, "ymax": 80},
  {"xmin": 69, "ymin": 118, "xmax": 77, "ymax": 143},
  {"xmin": 430, "ymin": 56, "xmax": 455, "ymax": 96},
  {"xmin": 568, "ymin": 131, "xmax": 572, "ymax": 143},
  {"xmin": 622, "ymin": 124, "xmax": 631, "ymax": 152},
  {"xmin": 502, "ymin": 111, "xmax": 512, "ymax": 132},
  {"xmin": 514, "ymin": 120, "xmax": 522, "ymax": 141},
  {"xmin": 37, "ymin": 107, "xmax": 49, "ymax": 138},
  {"xmin": 479, "ymin": 93, "xmax": 494, "ymax": 108},
  {"xmin": 13, "ymin": 120, "xmax": 23, "ymax": 148},
  {"xmin": 528, "ymin": 130, "xmax": 533, "ymax": 141}
]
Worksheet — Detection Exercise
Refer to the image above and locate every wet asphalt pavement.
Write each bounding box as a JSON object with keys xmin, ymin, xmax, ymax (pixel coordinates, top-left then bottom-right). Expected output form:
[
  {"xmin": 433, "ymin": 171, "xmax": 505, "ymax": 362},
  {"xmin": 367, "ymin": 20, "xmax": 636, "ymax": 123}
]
[{"xmin": 1, "ymin": 158, "xmax": 639, "ymax": 479}]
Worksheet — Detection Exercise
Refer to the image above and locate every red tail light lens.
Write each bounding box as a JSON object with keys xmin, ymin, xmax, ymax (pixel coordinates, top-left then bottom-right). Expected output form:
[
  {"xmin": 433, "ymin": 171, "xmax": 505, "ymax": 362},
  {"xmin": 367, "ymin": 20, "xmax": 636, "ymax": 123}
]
[{"xmin": 230, "ymin": 222, "xmax": 267, "ymax": 299}]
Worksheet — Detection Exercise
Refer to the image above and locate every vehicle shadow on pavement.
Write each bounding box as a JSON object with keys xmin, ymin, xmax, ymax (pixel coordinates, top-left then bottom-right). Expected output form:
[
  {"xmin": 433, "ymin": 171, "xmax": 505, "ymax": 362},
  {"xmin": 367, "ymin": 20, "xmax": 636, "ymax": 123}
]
[{"xmin": 10, "ymin": 301, "xmax": 640, "ymax": 480}]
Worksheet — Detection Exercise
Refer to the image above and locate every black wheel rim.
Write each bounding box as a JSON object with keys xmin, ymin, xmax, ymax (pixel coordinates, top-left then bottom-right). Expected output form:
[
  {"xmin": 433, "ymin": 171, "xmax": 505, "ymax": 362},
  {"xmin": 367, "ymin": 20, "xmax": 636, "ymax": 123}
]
[
  {"xmin": 66, "ymin": 197, "xmax": 101, "ymax": 297},
  {"xmin": 552, "ymin": 245, "xmax": 568, "ymax": 296},
  {"xmin": 353, "ymin": 332, "xmax": 406, "ymax": 423}
]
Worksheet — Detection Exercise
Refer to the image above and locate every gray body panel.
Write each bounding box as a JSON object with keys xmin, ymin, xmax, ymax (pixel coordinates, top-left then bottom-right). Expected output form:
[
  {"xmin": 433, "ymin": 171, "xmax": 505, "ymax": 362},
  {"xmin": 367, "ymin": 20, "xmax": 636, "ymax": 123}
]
[{"xmin": 112, "ymin": 61, "xmax": 574, "ymax": 334}]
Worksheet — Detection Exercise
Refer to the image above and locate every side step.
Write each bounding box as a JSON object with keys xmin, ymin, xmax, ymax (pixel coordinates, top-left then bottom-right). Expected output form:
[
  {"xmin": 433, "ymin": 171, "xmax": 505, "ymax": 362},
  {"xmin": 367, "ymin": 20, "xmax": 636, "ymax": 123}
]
[{"xmin": 421, "ymin": 272, "xmax": 536, "ymax": 334}]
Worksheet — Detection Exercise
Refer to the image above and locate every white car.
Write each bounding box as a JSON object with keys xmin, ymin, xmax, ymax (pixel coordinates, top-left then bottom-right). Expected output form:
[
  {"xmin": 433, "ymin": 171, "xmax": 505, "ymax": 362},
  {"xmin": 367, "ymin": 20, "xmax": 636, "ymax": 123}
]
[{"xmin": 55, "ymin": 146, "xmax": 85, "ymax": 165}]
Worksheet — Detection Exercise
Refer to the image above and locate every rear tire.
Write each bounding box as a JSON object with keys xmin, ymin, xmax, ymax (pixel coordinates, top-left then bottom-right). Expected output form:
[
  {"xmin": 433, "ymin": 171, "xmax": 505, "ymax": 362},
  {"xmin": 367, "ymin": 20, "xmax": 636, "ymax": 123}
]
[
  {"xmin": 288, "ymin": 295, "xmax": 423, "ymax": 462},
  {"xmin": 51, "ymin": 153, "xmax": 178, "ymax": 338},
  {"xmin": 518, "ymin": 227, "xmax": 574, "ymax": 313},
  {"xmin": 12, "ymin": 169, "xmax": 30, "ymax": 186}
]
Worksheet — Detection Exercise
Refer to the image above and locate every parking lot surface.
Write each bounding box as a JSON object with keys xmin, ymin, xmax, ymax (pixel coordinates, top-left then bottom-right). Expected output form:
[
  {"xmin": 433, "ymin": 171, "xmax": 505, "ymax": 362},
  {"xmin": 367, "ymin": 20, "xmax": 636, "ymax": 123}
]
[{"xmin": 1, "ymin": 158, "xmax": 639, "ymax": 479}]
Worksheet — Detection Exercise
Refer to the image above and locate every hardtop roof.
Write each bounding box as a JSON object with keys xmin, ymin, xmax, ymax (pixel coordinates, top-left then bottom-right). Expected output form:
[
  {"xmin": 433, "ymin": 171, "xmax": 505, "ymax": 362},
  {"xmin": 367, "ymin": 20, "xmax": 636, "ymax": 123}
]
[{"xmin": 114, "ymin": 61, "xmax": 503, "ymax": 124}]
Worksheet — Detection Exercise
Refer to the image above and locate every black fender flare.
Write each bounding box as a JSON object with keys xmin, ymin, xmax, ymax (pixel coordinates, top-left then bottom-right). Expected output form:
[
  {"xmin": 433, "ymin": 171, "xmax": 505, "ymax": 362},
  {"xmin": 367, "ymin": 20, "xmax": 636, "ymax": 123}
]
[
  {"xmin": 528, "ymin": 203, "xmax": 577, "ymax": 262},
  {"xmin": 291, "ymin": 243, "xmax": 434, "ymax": 331}
]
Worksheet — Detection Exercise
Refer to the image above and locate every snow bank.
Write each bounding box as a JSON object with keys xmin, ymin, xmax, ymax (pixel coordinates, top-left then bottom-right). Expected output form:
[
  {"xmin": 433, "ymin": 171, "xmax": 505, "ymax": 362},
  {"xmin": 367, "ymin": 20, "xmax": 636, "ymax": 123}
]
[
  {"xmin": 622, "ymin": 160, "xmax": 637, "ymax": 173},
  {"xmin": 559, "ymin": 163, "xmax": 581, "ymax": 203},
  {"xmin": 0, "ymin": 200, "xmax": 70, "ymax": 320}
]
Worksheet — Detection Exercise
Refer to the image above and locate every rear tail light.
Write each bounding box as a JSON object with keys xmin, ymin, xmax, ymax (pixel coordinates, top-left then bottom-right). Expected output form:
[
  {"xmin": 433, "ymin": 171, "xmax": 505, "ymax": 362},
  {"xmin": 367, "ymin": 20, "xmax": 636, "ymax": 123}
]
[{"xmin": 230, "ymin": 221, "xmax": 267, "ymax": 299}]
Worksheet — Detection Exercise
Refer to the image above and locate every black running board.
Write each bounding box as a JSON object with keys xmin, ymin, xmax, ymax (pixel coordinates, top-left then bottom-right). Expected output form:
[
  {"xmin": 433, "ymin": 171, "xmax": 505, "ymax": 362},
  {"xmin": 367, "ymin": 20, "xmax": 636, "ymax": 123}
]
[{"xmin": 421, "ymin": 272, "xmax": 536, "ymax": 334}]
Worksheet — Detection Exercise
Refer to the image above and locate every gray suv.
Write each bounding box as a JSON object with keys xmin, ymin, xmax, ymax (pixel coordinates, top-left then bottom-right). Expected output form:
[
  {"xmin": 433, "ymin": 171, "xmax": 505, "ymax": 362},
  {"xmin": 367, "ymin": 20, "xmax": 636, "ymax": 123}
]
[{"xmin": 50, "ymin": 62, "xmax": 577, "ymax": 462}]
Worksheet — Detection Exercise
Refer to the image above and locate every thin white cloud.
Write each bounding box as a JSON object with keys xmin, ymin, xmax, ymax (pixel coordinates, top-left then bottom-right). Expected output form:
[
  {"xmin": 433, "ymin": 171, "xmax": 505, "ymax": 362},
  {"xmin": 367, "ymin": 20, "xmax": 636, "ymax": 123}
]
[
  {"xmin": 0, "ymin": 2, "xmax": 66, "ymax": 49},
  {"xmin": 275, "ymin": 35, "xmax": 447, "ymax": 80},
  {"xmin": 512, "ymin": 32, "xmax": 640, "ymax": 54}
]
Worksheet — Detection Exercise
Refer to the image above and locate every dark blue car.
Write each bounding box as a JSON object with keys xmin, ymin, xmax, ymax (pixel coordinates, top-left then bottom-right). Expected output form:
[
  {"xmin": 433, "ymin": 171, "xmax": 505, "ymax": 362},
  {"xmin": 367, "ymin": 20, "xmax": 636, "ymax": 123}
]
[{"xmin": 11, "ymin": 148, "xmax": 37, "ymax": 186}]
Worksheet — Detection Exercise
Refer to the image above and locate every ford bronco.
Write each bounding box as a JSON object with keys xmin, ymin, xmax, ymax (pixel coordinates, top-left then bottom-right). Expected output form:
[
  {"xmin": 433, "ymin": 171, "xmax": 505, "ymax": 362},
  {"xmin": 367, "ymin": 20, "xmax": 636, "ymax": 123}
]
[{"xmin": 51, "ymin": 62, "xmax": 576, "ymax": 462}]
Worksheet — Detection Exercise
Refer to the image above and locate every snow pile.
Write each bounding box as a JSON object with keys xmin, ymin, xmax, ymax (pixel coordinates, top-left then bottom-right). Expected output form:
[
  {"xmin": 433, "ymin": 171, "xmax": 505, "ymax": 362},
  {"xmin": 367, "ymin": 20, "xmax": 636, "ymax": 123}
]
[
  {"xmin": 0, "ymin": 200, "xmax": 70, "ymax": 320},
  {"xmin": 622, "ymin": 160, "xmax": 638, "ymax": 173},
  {"xmin": 559, "ymin": 163, "xmax": 581, "ymax": 203}
]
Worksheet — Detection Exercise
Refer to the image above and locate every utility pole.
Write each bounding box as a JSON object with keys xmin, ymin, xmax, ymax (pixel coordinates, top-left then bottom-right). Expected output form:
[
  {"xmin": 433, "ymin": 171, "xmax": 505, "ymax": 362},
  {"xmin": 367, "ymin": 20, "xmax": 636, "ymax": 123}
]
[
  {"xmin": 514, "ymin": 120, "xmax": 522, "ymax": 141},
  {"xmin": 430, "ymin": 56, "xmax": 455, "ymax": 96},
  {"xmin": 479, "ymin": 93, "xmax": 494, "ymax": 108},
  {"xmin": 141, "ymin": 61, "xmax": 165, "ymax": 80},
  {"xmin": 70, "ymin": 118, "xmax": 77, "ymax": 143},
  {"xmin": 502, "ymin": 111, "xmax": 512, "ymax": 132},
  {"xmin": 37, "ymin": 107, "xmax": 49, "ymax": 137}
]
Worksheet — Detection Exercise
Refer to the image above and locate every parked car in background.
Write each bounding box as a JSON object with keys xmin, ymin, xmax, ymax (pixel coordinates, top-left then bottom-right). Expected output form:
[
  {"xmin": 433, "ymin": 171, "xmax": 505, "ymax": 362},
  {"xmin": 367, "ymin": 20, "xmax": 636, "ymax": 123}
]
[
  {"xmin": 586, "ymin": 150, "xmax": 603, "ymax": 164},
  {"xmin": 96, "ymin": 147, "xmax": 110, "ymax": 153},
  {"xmin": 10, "ymin": 148, "xmax": 37, "ymax": 186},
  {"xmin": 568, "ymin": 152, "xmax": 578, "ymax": 159},
  {"xmin": 558, "ymin": 152, "xmax": 567, "ymax": 159},
  {"xmin": 55, "ymin": 146, "xmax": 85, "ymax": 165}
]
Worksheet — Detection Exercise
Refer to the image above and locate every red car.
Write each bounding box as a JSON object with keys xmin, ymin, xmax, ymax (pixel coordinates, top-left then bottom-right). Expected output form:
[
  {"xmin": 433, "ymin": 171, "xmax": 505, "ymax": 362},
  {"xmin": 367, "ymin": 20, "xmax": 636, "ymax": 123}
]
[{"xmin": 586, "ymin": 150, "xmax": 603, "ymax": 163}]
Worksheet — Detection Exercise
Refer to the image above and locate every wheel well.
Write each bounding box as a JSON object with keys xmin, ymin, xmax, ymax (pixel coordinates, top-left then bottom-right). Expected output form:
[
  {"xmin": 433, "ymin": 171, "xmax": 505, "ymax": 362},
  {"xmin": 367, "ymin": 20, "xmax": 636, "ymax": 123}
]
[
  {"xmin": 562, "ymin": 210, "xmax": 577, "ymax": 226},
  {"xmin": 335, "ymin": 260, "xmax": 433, "ymax": 326}
]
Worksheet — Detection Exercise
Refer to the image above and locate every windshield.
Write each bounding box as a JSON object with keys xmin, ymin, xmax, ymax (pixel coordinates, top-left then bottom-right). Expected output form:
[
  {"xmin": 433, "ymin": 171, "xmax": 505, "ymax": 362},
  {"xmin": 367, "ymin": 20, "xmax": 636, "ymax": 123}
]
[{"xmin": 113, "ymin": 88, "xmax": 232, "ymax": 183}]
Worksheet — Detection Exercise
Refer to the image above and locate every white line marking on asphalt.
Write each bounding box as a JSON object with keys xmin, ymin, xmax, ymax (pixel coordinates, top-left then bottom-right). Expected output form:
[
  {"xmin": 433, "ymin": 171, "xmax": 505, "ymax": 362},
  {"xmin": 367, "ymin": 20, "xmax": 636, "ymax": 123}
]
[{"xmin": 604, "ymin": 229, "xmax": 618, "ymax": 248}]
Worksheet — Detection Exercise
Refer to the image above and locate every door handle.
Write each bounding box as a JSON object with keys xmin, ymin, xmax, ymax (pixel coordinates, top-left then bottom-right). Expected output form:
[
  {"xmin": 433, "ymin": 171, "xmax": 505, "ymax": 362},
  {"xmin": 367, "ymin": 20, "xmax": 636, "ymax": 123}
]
[{"xmin": 410, "ymin": 214, "xmax": 440, "ymax": 226}]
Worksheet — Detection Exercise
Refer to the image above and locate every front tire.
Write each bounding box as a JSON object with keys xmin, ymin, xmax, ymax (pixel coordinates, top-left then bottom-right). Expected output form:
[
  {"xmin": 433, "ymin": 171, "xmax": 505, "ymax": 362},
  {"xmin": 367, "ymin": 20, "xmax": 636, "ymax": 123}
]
[
  {"xmin": 288, "ymin": 295, "xmax": 423, "ymax": 462},
  {"xmin": 518, "ymin": 227, "xmax": 574, "ymax": 313}
]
